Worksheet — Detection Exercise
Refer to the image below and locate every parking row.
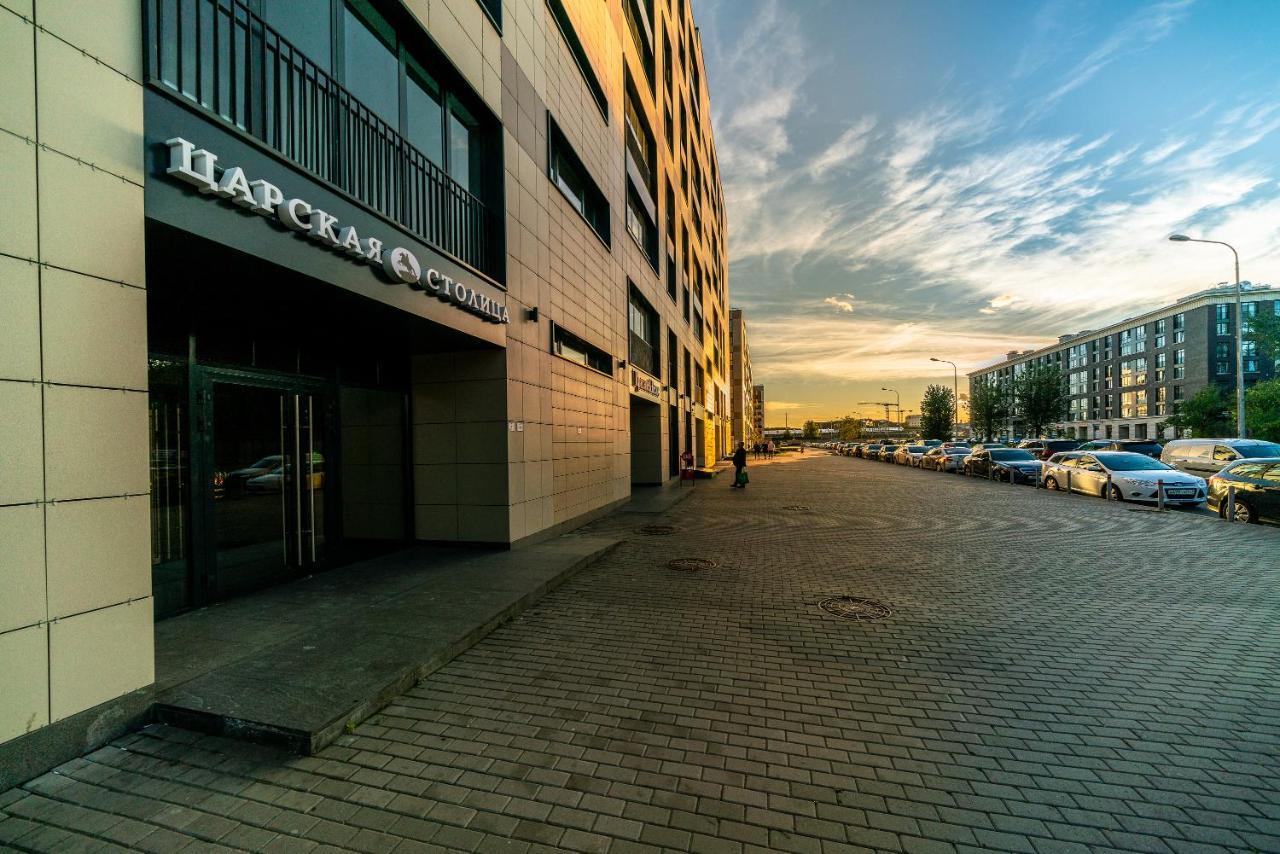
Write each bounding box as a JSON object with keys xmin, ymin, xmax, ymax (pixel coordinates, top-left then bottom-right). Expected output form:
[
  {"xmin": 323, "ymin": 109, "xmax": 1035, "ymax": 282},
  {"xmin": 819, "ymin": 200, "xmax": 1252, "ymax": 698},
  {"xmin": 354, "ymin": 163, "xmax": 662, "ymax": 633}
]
[{"xmin": 819, "ymin": 437, "xmax": 1280, "ymax": 525}]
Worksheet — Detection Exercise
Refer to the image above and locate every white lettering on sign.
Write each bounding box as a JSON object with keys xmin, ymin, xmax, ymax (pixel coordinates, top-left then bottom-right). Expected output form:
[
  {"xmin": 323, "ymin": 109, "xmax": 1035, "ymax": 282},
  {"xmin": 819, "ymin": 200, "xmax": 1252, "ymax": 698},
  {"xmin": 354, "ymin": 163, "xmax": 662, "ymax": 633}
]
[{"xmin": 164, "ymin": 137, "xmax": 509, "ymax": 325}]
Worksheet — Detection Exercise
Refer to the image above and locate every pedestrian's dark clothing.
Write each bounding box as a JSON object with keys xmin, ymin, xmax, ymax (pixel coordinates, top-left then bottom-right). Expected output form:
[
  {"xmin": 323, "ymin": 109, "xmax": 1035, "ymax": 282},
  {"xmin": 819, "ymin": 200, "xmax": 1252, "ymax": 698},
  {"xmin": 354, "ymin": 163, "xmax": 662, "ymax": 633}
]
[{"xmin": 732, "ymin": 446, "xmax": 748, "ymax": 488}]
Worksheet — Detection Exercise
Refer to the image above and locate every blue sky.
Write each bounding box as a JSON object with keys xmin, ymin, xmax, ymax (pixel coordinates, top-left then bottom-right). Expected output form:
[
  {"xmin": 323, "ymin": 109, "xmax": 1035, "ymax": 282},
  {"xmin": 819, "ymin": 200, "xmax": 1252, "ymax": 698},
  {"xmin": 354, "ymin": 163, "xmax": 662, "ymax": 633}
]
[{"xmin": 694, "ymin": 0, "xmax": 1280, "ymax": 422}]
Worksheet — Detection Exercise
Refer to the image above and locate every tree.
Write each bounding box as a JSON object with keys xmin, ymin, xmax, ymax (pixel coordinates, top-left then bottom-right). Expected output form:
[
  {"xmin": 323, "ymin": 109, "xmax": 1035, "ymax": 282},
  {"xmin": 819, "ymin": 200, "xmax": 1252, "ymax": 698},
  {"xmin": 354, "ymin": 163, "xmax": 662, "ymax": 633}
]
[
  {"xmin": 802, "ymin": 420, "xmax": 819, "ymax": 440},
  {"xmin": 1163, "ymin": 385, "xmax": 1231, "ymax": 438},
  {"xmin": 969, "ymin": 378, "xmax": 1010, "ymax": 441},
  {"xmin": 1014, "ymin": 364, "xmax": 1067, "ymax": 438},
  {"xmin": 919, "ymin": 385, "xmax": 955, "ymax": 440},
  {"xmin": 1246, "ymin": 308, "xmax": 1280, "ymax": 367},
  {"xmin": 1246, "ymin": 378, "xmax": 1280, "ymax": 442},
  {"xmin": 836, "ymin": 416, "xmax": 863, "ymax": 442}
]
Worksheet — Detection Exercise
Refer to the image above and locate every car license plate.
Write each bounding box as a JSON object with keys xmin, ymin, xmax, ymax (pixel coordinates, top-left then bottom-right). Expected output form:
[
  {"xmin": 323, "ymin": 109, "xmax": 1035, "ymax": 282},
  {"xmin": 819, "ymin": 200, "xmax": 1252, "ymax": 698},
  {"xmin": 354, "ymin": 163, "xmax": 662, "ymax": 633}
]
[{"xmin": 1166, "ymin": 489, "xmax": 1193, "ymax": 497}]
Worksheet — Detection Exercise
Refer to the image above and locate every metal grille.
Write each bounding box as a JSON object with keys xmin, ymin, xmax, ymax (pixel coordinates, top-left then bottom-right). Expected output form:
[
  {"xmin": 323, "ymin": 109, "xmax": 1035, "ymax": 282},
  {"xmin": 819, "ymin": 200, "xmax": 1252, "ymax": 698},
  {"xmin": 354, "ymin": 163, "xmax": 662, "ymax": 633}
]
[
  {"xmin": 145, "ymin": 0, "xmax": 504, "ymax": 281},
  {"xmin": 818, "ymin": 597, "xmax": 892, "ymax": 621},
  {"xmin": 668, "ymin": 558, "xmax": 717, "ymax": 572}
]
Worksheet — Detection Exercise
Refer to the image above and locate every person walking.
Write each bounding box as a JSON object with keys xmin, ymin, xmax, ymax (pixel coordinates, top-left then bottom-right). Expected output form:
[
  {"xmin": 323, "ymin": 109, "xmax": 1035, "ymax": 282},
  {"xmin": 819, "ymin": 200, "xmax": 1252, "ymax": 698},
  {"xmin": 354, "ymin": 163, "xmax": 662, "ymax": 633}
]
[
  {"xmin": 766, "ymin": 439, "xmax": 776, "ymax": 459},
  {"xmin": 731, "ymin": 442, "xmax": 748, "ymax": 489}
]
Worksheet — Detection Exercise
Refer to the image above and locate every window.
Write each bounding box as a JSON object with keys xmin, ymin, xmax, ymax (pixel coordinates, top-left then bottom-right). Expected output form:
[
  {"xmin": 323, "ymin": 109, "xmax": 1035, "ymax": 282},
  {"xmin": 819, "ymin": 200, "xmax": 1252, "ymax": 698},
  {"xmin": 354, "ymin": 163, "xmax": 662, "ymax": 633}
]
[
  {"xmin": 545, "ymin": 0, "xmax": 609, "ymax": 120},
  {"xmin": 343, "ymin": 2, "xmax": 399, "ymax": 125},
  {"xmin": 628, "ymin": 285, "xmax": 660, "ymax": 377},
  {"xmin": 624, "ymin": 0, "xmax": 655, "ymax": 85},
  {"xmin": 1104, "ymin": 365, "xmax": 1114, "ymax": 390},
  {"xmin": 1173, "ymin": 385, "xmax": 1183, "ymax": 401},
  {"xmin": 1216, "ymin": 304, "xmax": 1230, "ymax": 321},
  {"xmin": 1121, "ymin": 391, "xmax": 1147, "ymax": 418},
  {"xmin": 262, "ymin": 0, "xmax": 332, "ymax": 71},
  {"xmin": 1155, "ymin": 352, "xmax": 1166, "ymax": 382},
  {"xmin": 1119, "ymin": 325, "xmax": 1146, "ymax": 356},
  {"xmin": 475, "ymin": 0, "xmax": 501, "ymax": 31},
  {"xmin": 1173, "ymin": 349, "xmax": 1185, "ymax": 380},
  {"xmin": 666, "ymin": 253, "xmax": 676, "ymax": 301},
  {"xmin": 624, "ymin": 82, "xmax": 656, "ymax": 192},
  {"xmin": 1069, "ymin": 370, "xmax": 1088, "ymax": 396},
  {"xmin": 665, "ymin": 181, "xmax": 675, "ymax": 241},
  {"xmin": 552, "ymin": 324, "xmax": 612, "ymax": 374},
  {"xmin": 549, "ymin": 116, "xmax": 610, "ymax": 245},
  {"xmin": 682, "ymin": 284, "xmax": 690, "ymax": 323},
  {"xmin": 1155, "ymin": 386, "xmax": 1167, "ymax": 416},
  {"xmin": 1217, "ymin": 321, "xmax": 1230, "ymax": 337},
  {"xmin": 1120, "ymin": 358, "xmax": 1146, "ymax": 387},
  {"xmin": 1068, "ymin": 344, "xmax": 1087, "ymax": 369},
  {"xmin": 406, "ymin": 57, "xmax": 445, "ymax": 166},
  {"xmin": 626, "ymin": 186, "xmax": 658, "ymax": 268}
]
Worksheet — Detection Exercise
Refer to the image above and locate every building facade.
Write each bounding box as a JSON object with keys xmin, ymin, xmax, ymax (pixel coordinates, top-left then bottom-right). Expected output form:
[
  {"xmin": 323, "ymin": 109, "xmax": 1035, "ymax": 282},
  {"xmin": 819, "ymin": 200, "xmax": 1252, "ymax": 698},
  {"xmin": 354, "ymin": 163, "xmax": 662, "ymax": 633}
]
[
  {"xmin": 728, "ymin": 308, "xmax": 756, "ymax": 449},
  {"xmin": 751, "ymin": 383, "xmax": 765, "ymax": 442},
  {"xmin": 0, "ymin": 0, "xmax": 729, "ymax": 782},
  {"xmin": 968, "ymin": 284, "xmax": 1279, "ymax": 440}
]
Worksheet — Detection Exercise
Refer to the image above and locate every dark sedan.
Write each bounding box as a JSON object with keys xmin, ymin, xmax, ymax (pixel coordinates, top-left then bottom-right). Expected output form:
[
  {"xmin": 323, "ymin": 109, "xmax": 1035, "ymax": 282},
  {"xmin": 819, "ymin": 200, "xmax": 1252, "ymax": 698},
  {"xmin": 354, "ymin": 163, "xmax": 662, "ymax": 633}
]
[
  {"xmin": 965, "ymin": 448, "xmax": 1043, "ymax": 483},
  {"xmin": 1207, "ymin": 459, "xmax": 1280, "ymax": 524},
  {"xmin": 1077, "ymin": 439, "xmax": 1164, "ymax": 459}
]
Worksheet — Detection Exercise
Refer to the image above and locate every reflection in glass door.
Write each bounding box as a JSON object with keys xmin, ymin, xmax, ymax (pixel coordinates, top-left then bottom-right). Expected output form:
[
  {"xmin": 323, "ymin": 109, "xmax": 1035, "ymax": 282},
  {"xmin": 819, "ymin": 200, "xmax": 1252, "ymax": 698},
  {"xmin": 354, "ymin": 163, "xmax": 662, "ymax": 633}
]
[{"xmin": 207, "ymin": 378, "xmax": 326, "ymax": 599}]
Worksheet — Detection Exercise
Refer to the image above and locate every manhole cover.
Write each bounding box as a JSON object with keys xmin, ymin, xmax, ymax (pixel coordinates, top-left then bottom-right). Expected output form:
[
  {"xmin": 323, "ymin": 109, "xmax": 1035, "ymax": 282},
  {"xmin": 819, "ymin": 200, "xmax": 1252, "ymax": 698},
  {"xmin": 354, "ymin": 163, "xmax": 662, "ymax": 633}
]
[
  {"xmin": 784, "ymin": 505, "xmax": 811, "ymax": 511},
  {"xmin": 668, "ymin": 557, "xmax": 718, "ymax": 572},
  {"xmin": 818, "ymin": 596, "xmax": 892, "ymax": 621},
  {"xmin": 638, "ymin": 524, "xmax": 677, "ymax": 535}
]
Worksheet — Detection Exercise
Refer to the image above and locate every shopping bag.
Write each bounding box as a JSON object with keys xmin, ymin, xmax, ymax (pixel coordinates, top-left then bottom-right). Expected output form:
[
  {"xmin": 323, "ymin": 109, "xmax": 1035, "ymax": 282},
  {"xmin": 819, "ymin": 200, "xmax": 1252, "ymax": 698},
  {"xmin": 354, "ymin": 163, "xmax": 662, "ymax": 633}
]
[{"xmin": 735, "ymin": 469, "xmax": 749, "ymax": 486}]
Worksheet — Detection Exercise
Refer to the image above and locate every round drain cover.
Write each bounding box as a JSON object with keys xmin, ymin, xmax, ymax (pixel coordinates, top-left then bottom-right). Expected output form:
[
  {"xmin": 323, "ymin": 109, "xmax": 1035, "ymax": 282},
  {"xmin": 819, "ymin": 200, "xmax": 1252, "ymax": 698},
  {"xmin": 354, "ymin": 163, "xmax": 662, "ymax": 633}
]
[
  {"xmin": 818, "ymin": 596, "xmax": 892, "ymax": 621},
  {"xmin": 639, "ymin": 525, "xmax": 677, "ymax": 535},
  {"xmin": 668, "ymin": 557, "xmax": 718, "ymax": 572}
]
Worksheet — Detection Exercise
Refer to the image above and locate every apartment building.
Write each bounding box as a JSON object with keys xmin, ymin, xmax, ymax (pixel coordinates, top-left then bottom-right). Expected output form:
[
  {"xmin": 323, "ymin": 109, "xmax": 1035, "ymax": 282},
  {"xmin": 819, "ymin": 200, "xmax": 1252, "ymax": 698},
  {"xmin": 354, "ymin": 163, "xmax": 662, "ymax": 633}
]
[
  {"xmin": 968, "ymin": 284, "xmax": 1279, "ymax": 440},
  {"xmin": 0, "ymin": 0, "xmax": 729, "ymax": 784},
  {"xmin": 752, "ymin": 384, "xmax": 765, "ymax": 440},
  {"xmin": 728, "ymin": 308, "xmax": 756, "ymax": 448}
]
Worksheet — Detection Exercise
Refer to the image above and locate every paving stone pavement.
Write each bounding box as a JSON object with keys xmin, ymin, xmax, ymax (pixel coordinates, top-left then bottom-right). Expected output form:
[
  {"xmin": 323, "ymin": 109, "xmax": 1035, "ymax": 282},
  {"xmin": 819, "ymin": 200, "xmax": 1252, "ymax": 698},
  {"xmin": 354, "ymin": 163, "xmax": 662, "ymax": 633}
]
[{"xmin": 3, "ymin": 452, "xmax": 1279, "ymax": 854}]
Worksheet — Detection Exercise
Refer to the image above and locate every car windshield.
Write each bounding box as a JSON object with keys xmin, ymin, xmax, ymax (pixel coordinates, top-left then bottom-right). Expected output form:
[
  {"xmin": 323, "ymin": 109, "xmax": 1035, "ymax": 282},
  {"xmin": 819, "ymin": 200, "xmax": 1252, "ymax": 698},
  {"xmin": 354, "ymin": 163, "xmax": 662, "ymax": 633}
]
[
  {"xmin": 1095, "ymin": 452, "xmax": 1171, "ymax": 471},
  {"xmin": 990, "ymin": 449, "xmax": 1035, "ymax": 461},
  {"xmin": 1124, "ymin": 442, "xmax": 1163, "ymax": 453},
  {"xmin": 946, "ymin": 448, "xmax": 969, "ymax": 455},
  {"xmin": 1238, "ymin": 443, "xmax": 1280, "ymax": 458}
]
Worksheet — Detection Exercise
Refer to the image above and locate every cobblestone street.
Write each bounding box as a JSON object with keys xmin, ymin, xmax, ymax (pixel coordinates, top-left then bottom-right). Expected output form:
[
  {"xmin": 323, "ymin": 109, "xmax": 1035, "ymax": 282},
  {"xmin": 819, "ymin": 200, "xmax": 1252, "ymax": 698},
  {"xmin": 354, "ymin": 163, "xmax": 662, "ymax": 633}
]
[{"xmin": 3, "ymin": 453, "xmax": 1278, "ymax": 854}]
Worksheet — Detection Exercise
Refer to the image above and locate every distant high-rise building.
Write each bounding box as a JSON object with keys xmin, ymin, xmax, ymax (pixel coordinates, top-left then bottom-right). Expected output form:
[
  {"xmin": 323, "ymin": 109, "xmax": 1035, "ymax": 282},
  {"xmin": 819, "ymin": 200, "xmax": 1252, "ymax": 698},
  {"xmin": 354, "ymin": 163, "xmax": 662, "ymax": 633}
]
[
  {"xmin": 969, "ymin": 283, "xmax": 1278, "ymax": 440},
  {"xmin": 729, "ymin": 309, "xmax": 756, "ymax": 447},
  {"xmin": 752, "ymin": 384, "xmax": 766, "ymax": 440}
]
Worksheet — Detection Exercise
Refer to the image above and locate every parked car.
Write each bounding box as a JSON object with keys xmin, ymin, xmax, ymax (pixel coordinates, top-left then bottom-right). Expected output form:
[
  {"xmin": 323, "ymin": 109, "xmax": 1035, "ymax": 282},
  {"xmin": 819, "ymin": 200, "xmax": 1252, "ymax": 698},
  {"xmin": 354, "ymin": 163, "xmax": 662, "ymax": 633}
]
[
  {"xmin": 964, "ymin": 448, "xmax": 1043, "ymax": 483},
  {"xmin": 922, "ymin": 439, "xmax": 943, "ymax": 447},
  {"xmin": 1160, "ymin": 438, "xmax": 1280, "ymax": 476},
  {"xmin": 860, "ymin": 443, "xmax": 883, "ymax": 459},
  {"xmin": 968, "ymin": 442, "xmax": 1005, "ymax": 454},
  {"xmin": 1206, "ymin": 459, "xmax": 1280, "ymax": 523},
  {"xmin": 1017, "ymin": 438, "xmax": 1081, "ymax": 460},
  {"xmin": 877, "ymin": 445, "xmax": 898, "ymax": 462},
  {"xmin": 940, "ymin": 441, "xmax": 972, "ymax": 451},
  {"xmin": 1076, "ymin": 439, "xmax": 1163, "ymax": 459},
  {"xmin": 894, "ymin": 444, "xmax": 929, "ymax": 466},
  {"xmin": 1042, "ymin": 451, "xmax": 1205, "ymax": 504},
  {"xmin": 922, "ymin": 445, "xmax": 971, "ymax": 472}
]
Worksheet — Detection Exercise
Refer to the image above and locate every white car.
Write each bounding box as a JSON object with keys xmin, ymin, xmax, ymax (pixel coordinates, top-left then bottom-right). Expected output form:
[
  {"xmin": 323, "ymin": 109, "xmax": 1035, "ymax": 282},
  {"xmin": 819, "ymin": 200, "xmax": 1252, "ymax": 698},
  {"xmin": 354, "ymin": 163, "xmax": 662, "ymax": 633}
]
[{"xmin": 1042, "ymin": 451, "xmax": 1206, "ymax": 504}]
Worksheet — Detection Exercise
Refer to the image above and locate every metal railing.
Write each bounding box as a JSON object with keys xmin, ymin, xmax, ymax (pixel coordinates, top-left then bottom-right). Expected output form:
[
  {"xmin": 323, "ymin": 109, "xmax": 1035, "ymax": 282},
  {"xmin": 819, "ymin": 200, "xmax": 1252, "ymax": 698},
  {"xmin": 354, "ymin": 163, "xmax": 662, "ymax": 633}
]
[{"xmin": 145, "ymin": 0, "xmax": 504, "ymax": 282}]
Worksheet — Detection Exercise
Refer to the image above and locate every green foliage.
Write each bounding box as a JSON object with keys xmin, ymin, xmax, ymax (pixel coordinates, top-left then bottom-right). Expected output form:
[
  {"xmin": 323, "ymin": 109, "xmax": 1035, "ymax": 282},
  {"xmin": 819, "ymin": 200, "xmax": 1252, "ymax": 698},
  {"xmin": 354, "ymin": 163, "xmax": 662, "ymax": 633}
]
[
  {"xmin": 1014, "ymin": 364, "xmax": 1068, "ymax": 438},
  {"xmin": 1164, "ymin": 385, "xmax": 1232, "ymax": 438},
  {"xmin": 1245, "ymin": 378, "xmax": 1280, "ymax": 442},
  {"xmin": 969, "ymin": 378, "xmax": 1010, "ymax": 441},
  {"xmin": 802, "ymin": 420, "xmax": 819, "ymax": 440},
  {"xmin": 836, "ymin": 416, "xmax": 863, "ymax": 442},
  {"xmin": 1245, "ymin": 308, "xmax": 1280, "ymax": 366},
  {"xmin": 919, "ymin": 384, "xmax": 955, "ymax": 440}
]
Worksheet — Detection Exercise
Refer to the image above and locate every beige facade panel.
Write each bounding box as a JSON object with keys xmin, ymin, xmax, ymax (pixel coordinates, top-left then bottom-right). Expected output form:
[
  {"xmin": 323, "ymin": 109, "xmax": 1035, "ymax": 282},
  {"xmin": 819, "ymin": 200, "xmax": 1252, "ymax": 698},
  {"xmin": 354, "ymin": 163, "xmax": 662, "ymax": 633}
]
[
  {"xmin": 0, "ymin": 625, "xmax": 49, "ymax": 744},
  {"xmin": 0, "ymin": 257, "xmax": 41, "ymax": 383},
  {"xmin": 45, "ymin": 495, "xmax": 152, "ymax": 620},
  {"xmin": 43, "ymin": 385, "xmax": 149, "ymax": 501},
  {"xmin": 37, "ymin": 150, "xmax": 145, "ymax": 286},
  {"xmin": 0, "ymin": 380, "xmax": 44, "ymax": 506},
  {"xmin": 37, "ymin": 0, "xmax": 145, "ymax": 79},
  {"xmin": 35, "ymin": 29, "xmax": 145, "ymax": 184},
  {"xmin": 0, "ymin": 503, "xmax": 46, "ymax": 635},
  {"xmin": 41, "ymin": 268, "xmax": 148, "ymax": 391},
  {"xmin": 49, "ymin": 598, "xmax": 153, "ymax": 722},
  {"xmin": 0, "ymin": 132, "xmax": 38, "ymax": 262},
  {"xmin": 0, "ymin": 7, "xmax": 35, "ymax": 138}
]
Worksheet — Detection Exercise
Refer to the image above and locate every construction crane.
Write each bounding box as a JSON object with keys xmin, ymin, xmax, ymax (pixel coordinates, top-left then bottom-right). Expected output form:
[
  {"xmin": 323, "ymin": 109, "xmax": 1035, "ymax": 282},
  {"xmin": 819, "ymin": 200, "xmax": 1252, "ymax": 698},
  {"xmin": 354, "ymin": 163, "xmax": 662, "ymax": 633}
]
[{"xmin": 857, "ymin": 401, "xmax": 897, "ymax": 423}]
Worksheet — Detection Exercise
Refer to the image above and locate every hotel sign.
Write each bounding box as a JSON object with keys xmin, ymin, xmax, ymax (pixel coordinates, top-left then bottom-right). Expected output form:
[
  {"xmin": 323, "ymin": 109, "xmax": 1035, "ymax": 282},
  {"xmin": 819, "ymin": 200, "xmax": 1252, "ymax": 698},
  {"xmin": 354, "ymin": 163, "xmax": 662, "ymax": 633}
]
[
  {"xmin": 631, "ymin": 368, "xmax": 662, "ymax": 400},
  {"xmin": 164, "ymin": 137, "xmax": 509, "ymax": 324}
]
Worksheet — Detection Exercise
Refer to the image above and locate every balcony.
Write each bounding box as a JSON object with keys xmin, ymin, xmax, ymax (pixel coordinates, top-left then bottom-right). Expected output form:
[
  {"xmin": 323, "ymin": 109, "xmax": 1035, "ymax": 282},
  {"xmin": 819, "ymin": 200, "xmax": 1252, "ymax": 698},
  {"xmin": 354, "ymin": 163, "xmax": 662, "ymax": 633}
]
[{"xmin": 146, "ymin": 0, "xmax": 504, "ymax": 283}]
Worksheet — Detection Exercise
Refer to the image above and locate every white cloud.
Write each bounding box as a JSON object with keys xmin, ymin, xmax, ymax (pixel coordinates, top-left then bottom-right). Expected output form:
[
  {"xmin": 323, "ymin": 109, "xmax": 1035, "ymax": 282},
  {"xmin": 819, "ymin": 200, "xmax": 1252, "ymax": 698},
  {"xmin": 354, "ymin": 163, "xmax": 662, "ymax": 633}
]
[
  {"xmin": 808, "ymin": 117, "xmax": 876, "ymax": 177},
  {"xmin": 823, "ymin": 294, "xmax": 856, "ymax": 313}
]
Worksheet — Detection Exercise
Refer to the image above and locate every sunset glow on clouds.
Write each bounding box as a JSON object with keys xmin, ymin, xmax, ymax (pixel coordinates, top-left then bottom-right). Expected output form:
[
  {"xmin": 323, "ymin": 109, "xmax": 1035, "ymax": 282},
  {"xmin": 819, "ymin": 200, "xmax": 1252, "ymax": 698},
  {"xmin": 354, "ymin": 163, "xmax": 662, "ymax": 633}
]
[{"xmin": 695, "ymin": 0, "xmax": 1280, "ymax": 421}]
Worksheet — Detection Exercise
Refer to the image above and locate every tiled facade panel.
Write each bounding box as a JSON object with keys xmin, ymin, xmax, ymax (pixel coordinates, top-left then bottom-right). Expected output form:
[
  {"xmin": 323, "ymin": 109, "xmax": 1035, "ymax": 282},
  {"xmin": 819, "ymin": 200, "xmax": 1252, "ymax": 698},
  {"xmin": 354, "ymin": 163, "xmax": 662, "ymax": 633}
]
[{"xmin": 0, "ymin": 0, "xmax": 152, "ymax": 748}]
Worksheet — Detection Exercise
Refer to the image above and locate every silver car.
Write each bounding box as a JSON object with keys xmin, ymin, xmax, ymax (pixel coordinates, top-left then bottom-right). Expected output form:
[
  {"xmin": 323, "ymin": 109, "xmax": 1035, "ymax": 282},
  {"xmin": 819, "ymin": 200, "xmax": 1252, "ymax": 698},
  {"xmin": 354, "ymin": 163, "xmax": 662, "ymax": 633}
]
[
  {"xmin": 1042, "ymin": 451, "xmax": 1206, "ymax": 504},
  {"xmin": 893, "ymin": 444, "xmax": 929, "ymax": 466},
  {"xmin": 922, "ymin": 446, "xmax": 970, "ymax": 472}
]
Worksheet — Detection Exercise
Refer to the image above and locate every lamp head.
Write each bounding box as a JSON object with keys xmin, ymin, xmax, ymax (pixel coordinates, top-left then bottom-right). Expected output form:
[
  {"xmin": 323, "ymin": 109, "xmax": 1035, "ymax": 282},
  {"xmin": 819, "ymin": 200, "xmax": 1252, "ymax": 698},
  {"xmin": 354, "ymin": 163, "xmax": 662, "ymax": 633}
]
[
  {"xmin": 929, "ymin": 357, "xmax": 940, "ymax": 362},
  {"xmin": 1168, "ymin": 234, "xmax": 1191, "ymax": 242}
]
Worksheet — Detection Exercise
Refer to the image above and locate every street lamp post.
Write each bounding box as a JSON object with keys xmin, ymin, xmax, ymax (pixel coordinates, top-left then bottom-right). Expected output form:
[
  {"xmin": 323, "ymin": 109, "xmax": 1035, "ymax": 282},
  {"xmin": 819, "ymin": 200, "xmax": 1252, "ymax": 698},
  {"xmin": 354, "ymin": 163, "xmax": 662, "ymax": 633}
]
[
  {"xmin": 1168, "ymin": 235, "xmax": 1246, "ymax": 438},
  {"xmin": 881, "ymin": 387, "xmax": 900, "ymax": 427},
  {"xmin": 930, "ymin": 357, "xmax": 959, "ymax": 435}
]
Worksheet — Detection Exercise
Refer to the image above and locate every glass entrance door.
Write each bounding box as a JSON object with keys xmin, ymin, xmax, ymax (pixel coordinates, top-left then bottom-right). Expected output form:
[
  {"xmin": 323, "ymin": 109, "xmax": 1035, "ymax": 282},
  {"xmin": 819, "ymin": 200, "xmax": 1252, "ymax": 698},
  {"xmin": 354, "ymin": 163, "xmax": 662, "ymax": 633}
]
[{"xmin": 200, "ymin": 372, "xmax": 328, "ymax": 600}]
